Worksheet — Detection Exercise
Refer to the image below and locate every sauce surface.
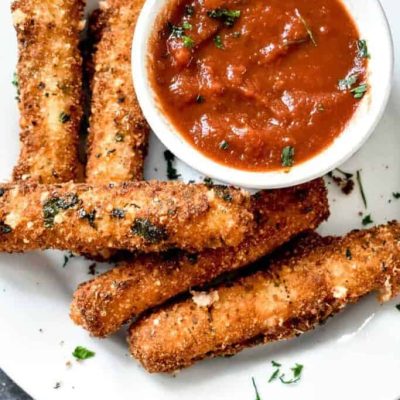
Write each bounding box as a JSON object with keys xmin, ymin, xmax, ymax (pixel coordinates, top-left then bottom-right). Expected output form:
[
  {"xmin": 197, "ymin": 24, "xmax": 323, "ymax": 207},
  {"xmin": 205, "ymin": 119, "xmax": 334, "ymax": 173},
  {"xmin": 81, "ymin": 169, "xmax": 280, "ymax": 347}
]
[{"xmin": 149, "ymin": 0, "xmax": 368, "ymax": 171}]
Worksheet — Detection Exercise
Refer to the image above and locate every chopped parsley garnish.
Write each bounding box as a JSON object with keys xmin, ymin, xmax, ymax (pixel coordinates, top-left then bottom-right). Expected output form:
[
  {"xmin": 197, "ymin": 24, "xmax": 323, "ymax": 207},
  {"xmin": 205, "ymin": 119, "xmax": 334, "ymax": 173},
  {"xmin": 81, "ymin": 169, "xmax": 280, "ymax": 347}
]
[
  {"xmin": 182, "ymin": 21, "xmax": 192, "ymax": 30},
  {"xmin": 271, "ymin": 360, "xmax": 281, "ymax": 367},
  {"xmin": 115, "ymin": 133, "xmax": 124, "ymax": 142},
  {"xmin": 0, "ymin": 222, "xmax": 12, "ymax": 234},
  {"xmin": 12, "ymin": 72, "xmax": 20, "ymax": 101},
  {"xmin": 350, "ymin": 84, "xmax": 368, "ymax": 99},
  {"xmin": 251, "ymin": 377, "xmax": 262, "ymax": 400},
  {"xmin": 219, "ymin": 140, "xmax": 229, "ymax": 150},
  {"xmin": 62, "ymin": 254, "xmax": 71, "ymax": 268},
  {"xmin": 281, "ymin": 146, "xmax": 295, "ymax": 168},
  {"xmin": 268, "ymin": 368, "xmax": 280, "ymax": 383},
  {"xmin": 338, "ymin": 74, "xmax": 358, "ymax": 91},
  {"xmin": 78, "ymin": 209, "xmax": 97, "ymax": 228},
  {"xmin": 195, "ymin": 95, "xmax": 205, "ymax": 104},
  {"xmin": 295, "ymin": 9, "xmax": 317, "ymax": 47},
  {"xmin": 356, "ymin": 170, "xmax": 367, "ymax": 208},
  {"xmin": 182, "ymin": 35, "xmax": 195, "ymax": 48},
  {"xmin": 204, "ymin": 177, "xmax": 214, "ymax": 186},
  {"xmin": 207, "ymin": 8, "xmax": 241, "ymax": 27},
  {"xmin": 169, "ymin": 23, "xmax": 184, "ymax": 38},
  {"xmin": 72, "ymin": 346, "xmax": 95, "ymax": 360},
  {"xmin": 357, "ymin": 39, "xmax": 370, "ymax": 59},
  {"xmin": 346, "ymin": 248, "xmax": 352, "ymax": 260},
  {"xmin": 111, "ymin": 208, "xmax": 126, "ymax": 219},
  {"xmin": 362, "ymin": 214, "xmax": 373, "ymax": 226},
  {"xmin": 213, "ymin": 35, "xmax": 224, "ymax": 49},
  {"xmin": 184, "ymin": 4, "xmax": 195, "ymax": 16},
  {"xmin": 131, "ymin": 218, "xmax": 168, "ymax": 244},
  {"xmin": 214, "ymin": 186, "xmax": 233, "ymax": 202},
  {"xmin": 393, "ymin": 192, "xmax": 400, "ymax": 199},
  {"xmin": 164, "ymin": 150, "xmax": 181, "ymax": 180},
  {"xmin": 279, "ymin": 363, "xmax": 304, "ymax": 384},
  {"xmin": 42, "ymin": 194, "xmax": 79, "ymax": 228}
]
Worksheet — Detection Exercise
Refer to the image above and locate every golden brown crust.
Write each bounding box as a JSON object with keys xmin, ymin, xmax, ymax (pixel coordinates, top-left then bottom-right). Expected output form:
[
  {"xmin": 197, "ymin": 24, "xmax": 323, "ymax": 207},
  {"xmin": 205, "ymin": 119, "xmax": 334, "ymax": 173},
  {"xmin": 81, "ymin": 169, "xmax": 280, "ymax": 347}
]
[
  {"xmin": 0, "ymin": 181, "xmax": 252, "ymax": 254},
  {"xmin": 86, "ymin": 0, "xmax": 149, "ymax": 183},
  {"xmin": 128, "ymin": 222, "xmax": 400, "ymax": 373},
  {"xmin": 70, "ymin": 179, "xmax": 329, "ymax": 337},
  {"xmin": 11, "ymin": 0, "xmax": 84, "ymax": 183}
]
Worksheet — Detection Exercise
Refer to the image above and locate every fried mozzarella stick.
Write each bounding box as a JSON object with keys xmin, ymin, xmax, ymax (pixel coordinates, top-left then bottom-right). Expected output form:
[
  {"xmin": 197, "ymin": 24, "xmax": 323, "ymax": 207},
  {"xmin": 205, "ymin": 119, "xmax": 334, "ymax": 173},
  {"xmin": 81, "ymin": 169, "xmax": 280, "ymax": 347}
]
[
  {"xmin": 0, "ymin": 182, "xmax": 252, "ymax": 254},
  {"xmin": 129, "ymin": 222, "xmax": 400, "ymax": 373},
  {"xmin": 86, "ymin": 0, "xmax": 149, "ymax": 183},
  {"xmin": 11, "ymin": 0, "xmax": 84, "ymax": 183},
  {"xmin": 71, "ymin": 180, "xmax": 329, "ymax": 337}
]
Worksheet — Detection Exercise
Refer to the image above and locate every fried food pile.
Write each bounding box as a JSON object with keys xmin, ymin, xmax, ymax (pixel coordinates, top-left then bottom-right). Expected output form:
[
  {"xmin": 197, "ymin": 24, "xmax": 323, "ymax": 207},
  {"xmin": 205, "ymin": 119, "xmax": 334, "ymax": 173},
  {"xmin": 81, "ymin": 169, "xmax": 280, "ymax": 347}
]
[{"xmin": 4, "ymin": 0, "xmax": 398, "ymax": 375}]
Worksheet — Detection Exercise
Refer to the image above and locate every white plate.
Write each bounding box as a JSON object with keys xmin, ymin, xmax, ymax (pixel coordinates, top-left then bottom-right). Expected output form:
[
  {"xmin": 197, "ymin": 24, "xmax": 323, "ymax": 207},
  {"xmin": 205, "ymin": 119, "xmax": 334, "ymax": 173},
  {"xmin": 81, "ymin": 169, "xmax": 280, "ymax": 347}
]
[{"xmin": 0, "ymin": 1, "xmax": 399, "ymax": 399}]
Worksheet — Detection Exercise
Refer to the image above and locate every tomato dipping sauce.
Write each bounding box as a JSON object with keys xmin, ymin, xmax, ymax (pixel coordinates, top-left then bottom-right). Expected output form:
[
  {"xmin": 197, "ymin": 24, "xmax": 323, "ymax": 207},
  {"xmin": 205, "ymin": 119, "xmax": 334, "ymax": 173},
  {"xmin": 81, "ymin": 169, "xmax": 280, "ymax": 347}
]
[{"xmin": 149, "ymin": 0, "xmax": 368, "ymax": 171}]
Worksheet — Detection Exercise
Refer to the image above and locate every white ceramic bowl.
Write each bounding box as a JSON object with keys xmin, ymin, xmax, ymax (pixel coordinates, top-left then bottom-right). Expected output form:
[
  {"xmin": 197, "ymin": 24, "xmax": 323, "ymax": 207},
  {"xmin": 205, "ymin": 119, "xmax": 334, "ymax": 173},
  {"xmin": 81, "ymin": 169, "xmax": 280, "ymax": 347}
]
[{"xmin": 132, "ymin": 0, "xmax": 393, "ymax": 189}]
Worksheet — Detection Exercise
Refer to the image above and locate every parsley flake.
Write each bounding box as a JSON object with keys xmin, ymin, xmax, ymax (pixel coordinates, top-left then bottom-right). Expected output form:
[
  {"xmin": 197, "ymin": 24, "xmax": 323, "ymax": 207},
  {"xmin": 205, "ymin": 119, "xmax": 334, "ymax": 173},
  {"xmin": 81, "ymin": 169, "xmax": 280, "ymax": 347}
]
[
  {"xmin": 219, "ymin": 140, "xmax": 229, "ymax": 150},
  {"xmin": 131, "ymin": 218, "xmax": 168, "ymax": 244},
  {"xmin": 281, "ymin": 146, "xmax": 295, "ymax": 168},
  {"xmin": 393, "ymin": 192, "xmax": 400, "ymax": 199},
  {"xmin": 350, "ymin": 84, "xmax": 368, "ymax": 99},
  {"xmin": 279, "ymin": 363, "xmax": 304, "ymax": 384},
  {"xmin": 251, "ymin": 377, "xmax": 262, "ymax": 400},
  {"xmin": 357, "ymin": 39, "xmax": 370, "ymax": 59},
  {"xmin": 164, "ymin": 150, "xmax": 181, "ymax": 180},
  {"xmin": 356, "ymin": 170, "xmax": 368, "ymax": 208},
  {"xmin": 207, "ymin": 8, "xmax": 241, "ymax": 27},
  {"xmin": 59, "ymin": 112, "xmax": 71, "ymax": 124},
  {"xmin": 214, "ymin": 35, "xmax": 224, "ymax": 49},
  {"xmin": 362, "ymin": 214, "xmax": 373, "ymax": 226},
  {"xmin": 72, "ymin": 346, "xmax": 95, "ymax": 360}
]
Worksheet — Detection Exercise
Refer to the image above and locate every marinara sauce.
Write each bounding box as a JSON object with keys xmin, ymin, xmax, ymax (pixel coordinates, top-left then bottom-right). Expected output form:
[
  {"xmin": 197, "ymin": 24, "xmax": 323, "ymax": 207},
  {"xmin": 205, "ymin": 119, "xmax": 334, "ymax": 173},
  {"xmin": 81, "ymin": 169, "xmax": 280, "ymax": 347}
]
[{"xmin": 149, "ymin": 0, "xmax": 368, "ymax": 171}]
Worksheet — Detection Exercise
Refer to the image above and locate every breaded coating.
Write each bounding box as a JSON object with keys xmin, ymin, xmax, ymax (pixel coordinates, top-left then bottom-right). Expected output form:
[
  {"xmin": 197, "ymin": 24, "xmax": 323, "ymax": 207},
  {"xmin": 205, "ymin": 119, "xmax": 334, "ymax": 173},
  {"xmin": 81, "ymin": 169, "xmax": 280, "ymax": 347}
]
[
  {"xmin": 11, "ymin": 0, "xmax": 84, "ymax": 183},
  {"xmin": 0, "ymin": 181, "xmax": 252, "ymax": 254},
  {"xmin": 86, "ymin": 0, "xmax": 149, "ymax": 183},
  {"xmin": 128, "ymin": 222, "xmax": 400, "ymax": 373},
  {"xmin": 71, "ymin": 180, "xmax": 329, "ymax": 337}
]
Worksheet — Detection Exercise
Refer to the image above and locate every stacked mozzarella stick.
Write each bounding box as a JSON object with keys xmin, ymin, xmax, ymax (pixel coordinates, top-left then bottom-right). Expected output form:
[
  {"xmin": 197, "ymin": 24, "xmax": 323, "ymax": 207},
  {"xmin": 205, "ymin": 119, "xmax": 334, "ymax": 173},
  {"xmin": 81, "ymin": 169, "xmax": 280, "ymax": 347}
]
[{"xmin": 6, "ymin": 0, "xmax": 400, "ymax": 374}]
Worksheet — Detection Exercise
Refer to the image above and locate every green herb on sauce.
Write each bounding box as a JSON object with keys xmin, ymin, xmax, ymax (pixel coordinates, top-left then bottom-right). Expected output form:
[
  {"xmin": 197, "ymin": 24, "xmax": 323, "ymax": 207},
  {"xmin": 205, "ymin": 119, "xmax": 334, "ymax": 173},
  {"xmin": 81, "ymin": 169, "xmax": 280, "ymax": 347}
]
[
  {"xmin": 207, "ymin": 8, "xmax": 241, "ymax": 27},
  {"xmin": 281, "ymin": 146, "xmax": 295, "ymax": 168},
  {"xmin": 357, "ymin": 39, "xmax": 370, "ymax": 59},
  {"xmin": 164, "ymin": 150, "xmax": 181, "ymax": 180},
  {"xmin": 295, "ymin": 9, "xmax": 317, "ymax": 47},
  {"xmin": 338, "ymin": 74, "xmax": 358, "ymax": 91},
  {"xmin": 111, "ymin": 208, "xmax": 126, "ymax": 219},
  {"xmin": 279, "ymin": 363, "xmax": 304, "ymax": 384},
  {"xmin": 0, "ymin": 222, "xmax": 12, "ymax": 234},
  {"xmin": 356, "ymin": 170, "xmax": 368, "ymax": 208},
  {"xmin": 59, "ymin": 112, "xmax": 71, "ymax": 124},
  {"xmin": 182, "ymin": 35, "xmax": 195, "ymax": 48},
  {"xmin": 362, "ymin": 214, "xmax": 373, "ymax": 226},
  {"xmin": 345, "ymin": 248, "xmax": 352, "ymax": 260},
  {"xmin": 43, "ymin": 194, "xmax": 79, "ymax": 228},
  {"xmin": 182, "ymin": 21, "xmax": 192, "ymax": 30},
  {"xmin": 350, "ymin": 84, "xmax": 368, "ymax": 99},
  {"xmin": 219, "ymin": 140, "xmax": 229, "ymax": 150},
  {"xmin": 251, "ymin": 377, "xmax": 262, "ymax": 400},
  {"xmin": 169, "ymin": 23, "xmax": 184, "ymax": 38},
  {"xmin": 214, "ymin": 35, "xmax": 224, "ymax": 49},
  {"xmin": 131, "ymin": 218, "xmax": 168, "ymax": 244},
  {"xmin": 115, "ymin": 133, "xmax": 124, "ymax": 142},
  {"xmin": 72, "ymin": 346, "xmax": 95, "ymax": 360}
]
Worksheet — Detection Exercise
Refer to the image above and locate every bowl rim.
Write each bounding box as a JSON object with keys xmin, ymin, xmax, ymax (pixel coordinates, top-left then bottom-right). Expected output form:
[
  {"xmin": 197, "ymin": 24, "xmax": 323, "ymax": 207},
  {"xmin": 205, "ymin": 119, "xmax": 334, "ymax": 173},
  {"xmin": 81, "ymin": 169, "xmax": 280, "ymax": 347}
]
[{"xmin": 132, "ymin": 0, "xmax": 394, "ymax": 189}]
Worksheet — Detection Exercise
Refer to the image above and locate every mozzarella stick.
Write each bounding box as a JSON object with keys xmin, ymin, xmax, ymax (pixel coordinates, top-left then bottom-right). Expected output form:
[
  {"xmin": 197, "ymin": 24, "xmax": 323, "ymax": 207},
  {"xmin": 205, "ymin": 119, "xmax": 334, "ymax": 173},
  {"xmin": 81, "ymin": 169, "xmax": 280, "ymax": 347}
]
[
  {"xmin": 70, "ymin": 179, "xmax": 329, "ymax": 337},
  {"xmin": 0, "ymin": 181, "xmax": 252, "ymax": 254},
  {"xmin": 86, "ymin": 0, "xmax": 149, "ymax": 183},
  {"xmin": 129, "ymin": 222, "xmax": 400, "ymax": 373},
  {"xmin": 11, "ymin": 0, "xmax": 84, "ymax": 183}
]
